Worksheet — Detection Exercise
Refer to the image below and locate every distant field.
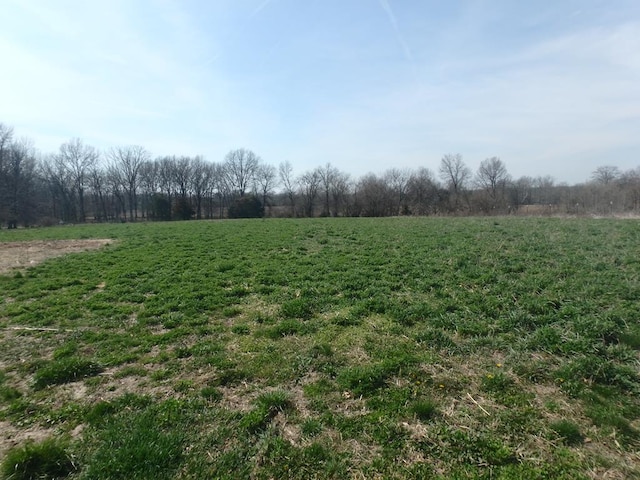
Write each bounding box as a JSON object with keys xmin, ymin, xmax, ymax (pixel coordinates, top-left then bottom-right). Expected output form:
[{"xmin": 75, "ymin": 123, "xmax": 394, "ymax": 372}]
[{"xmin": 1, "ymin": 218, "xmax": 639, "ymax": 479}]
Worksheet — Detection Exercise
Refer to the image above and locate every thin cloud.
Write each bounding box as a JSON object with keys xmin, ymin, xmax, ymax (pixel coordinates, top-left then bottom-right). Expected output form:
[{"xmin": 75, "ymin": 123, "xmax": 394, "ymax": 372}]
[
  {"xmin": 377, "ymin": 0, "xmax": 413, "ymax": 62},
  {"xmin": 252, "ymin": 0, "xmax": 274, "ymax": 17}
]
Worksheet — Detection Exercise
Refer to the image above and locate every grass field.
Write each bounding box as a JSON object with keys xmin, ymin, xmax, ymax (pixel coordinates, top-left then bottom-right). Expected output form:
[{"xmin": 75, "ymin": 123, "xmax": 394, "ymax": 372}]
[{"xmin": 1, "ymin": 217, "xmax": 639, "ymax": 479}]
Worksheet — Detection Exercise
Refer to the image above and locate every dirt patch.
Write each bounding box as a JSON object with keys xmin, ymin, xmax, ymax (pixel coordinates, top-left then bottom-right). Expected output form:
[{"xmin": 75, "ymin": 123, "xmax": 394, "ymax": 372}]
[
  {"xmin": 0, "ymin": 239, "xmax": 112, "ymax": 275},
  {"xmin": 0, "ymin": 421, "xmax": 54, "ymax": 461}
]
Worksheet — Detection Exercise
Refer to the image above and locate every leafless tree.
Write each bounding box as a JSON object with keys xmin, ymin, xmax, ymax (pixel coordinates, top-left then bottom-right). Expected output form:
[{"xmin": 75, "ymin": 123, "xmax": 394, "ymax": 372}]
[
  {"xmin": 138, "ymin": 160, "xmax": 159, "ymax": 218},
  {"xmin": 255, "ymin": 163, "xmax": 278, "ymax": 216},
  {"xmin": 407, "ymin": 167, "xmax": 439, "ymax": 215},
  {"xmin": 190, "ymin": 156, "xmax": 214, "ymax": 219},
  {"xmin": 298, "ymin": 168, "xmax": 321, "ymax": 217},
  {"xmin": 279, "ymin": 161, "xmax": 297, "ymax": 216},
  {"xmin": 158, "ymin": 156, "xmax": 178, "ymax": 203},
  {"xmin": 384, "ymin": 168, "xmax": 411, "ymax": 215},
  {"xmin": 439, "ymin": 154, "xmax": 470, "ymax": 212},
  {"xmin": 108, "ymin": 145, "xmax": 149, "ymax": 220},
  {"xmin": 0, "ymin": 123, "xmax": 14, "ymax": 182},
  {"xmin": 224, "ymin": 148, "xmax": 260, "ymax": 197},
  {"xmin": 2, "ymin": 139, "xmax": 37, "ymax": 227},
  {"xmin": 42, "ymin": 153, "xmax": 76, "ymax": 222},
  {"xmin": 475, "ymin": 157, "xmax": 511, "ymax": 212},
  {"xmin": 173, "ymin": 156, "xmax": 192, "ymax": 199},
  {"xmin": 106, "ymin": 163, "xmax": 127, "ymax": 220},
  {"xmin": 330, "ymin": 170, "xmax": 352, "ymax": 216},
  {"xmin": 213, "ymin": 162, "xmax": 232, "ymax": 219},
  {"xmin": 356, "ymin": 173, "xmax": 392, "ymax": 217},
  {"xmin": 317, "ymin": 163, "xmax": 338, "ymax": 216},
  {"xmin": 55, "ymin": 138, "xmax": 99, "ymax": 222},
  {"xmin": 591, "ymin": 166, "xmax": 620, "ymax": 186},
  {"xmin": 619, "ymin": 167, "xmax": 640, "ymax": 212},
  {"xmin": 0, "ymin": 124, "xmax": 15, "ymax": 225},
  {"xmin": 88, "ymin": 166, "xmax": 110, "ymax": 221}
]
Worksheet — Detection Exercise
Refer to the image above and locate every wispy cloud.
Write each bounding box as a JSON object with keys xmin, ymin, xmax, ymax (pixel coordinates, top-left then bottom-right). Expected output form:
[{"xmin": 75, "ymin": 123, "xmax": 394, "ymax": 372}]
[
  {"xmin": 251, "ymin": 0, "xmax": 274, "ymax": 18},
  {"xmin": 377, "ymin": 0, "xmax": 413, "ymax": 62}
]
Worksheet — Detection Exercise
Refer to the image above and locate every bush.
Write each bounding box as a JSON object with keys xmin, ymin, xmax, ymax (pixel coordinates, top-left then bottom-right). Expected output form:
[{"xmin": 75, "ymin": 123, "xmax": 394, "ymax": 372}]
[
  {"xmin": 150, "ymin": 194, "xmax": 171, "ymax": 221},
  {"xmin": 1, "ymin": 438, "xmax": 77, "ymax": 480},
  {"xmin": 228, "ymin": 196, "xmax": 264, "ymax": 219},
  {"xmin": 173, "ymin": 197, "xmax": 194, "ymax": 220}
]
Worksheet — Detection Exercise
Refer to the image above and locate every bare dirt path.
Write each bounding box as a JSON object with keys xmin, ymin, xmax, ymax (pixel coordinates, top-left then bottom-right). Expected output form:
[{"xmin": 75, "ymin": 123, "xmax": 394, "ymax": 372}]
[{"xmin": 0, "ymin": 239, "xmax": 113, "ymax": 275}]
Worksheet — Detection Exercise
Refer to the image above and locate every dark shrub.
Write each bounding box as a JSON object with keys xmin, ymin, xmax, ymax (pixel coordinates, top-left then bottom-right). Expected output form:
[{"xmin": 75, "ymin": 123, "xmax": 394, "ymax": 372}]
[{"xmin": 228, "ymin": 196, "xmax": 264, "ymax": 219}]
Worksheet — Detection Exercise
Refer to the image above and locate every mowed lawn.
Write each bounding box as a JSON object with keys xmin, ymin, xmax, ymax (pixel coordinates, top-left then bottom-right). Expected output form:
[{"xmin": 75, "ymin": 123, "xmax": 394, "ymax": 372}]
[{"xmin": 1, "ymin": 217, "xmax": 639, "ymax": 479}]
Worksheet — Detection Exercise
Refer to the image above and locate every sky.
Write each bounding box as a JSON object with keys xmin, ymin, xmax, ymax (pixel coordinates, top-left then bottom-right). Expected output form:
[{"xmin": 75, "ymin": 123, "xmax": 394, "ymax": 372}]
[{"xmin": 1, "ymin": 0, "xmax": 639, "ymax": 185}]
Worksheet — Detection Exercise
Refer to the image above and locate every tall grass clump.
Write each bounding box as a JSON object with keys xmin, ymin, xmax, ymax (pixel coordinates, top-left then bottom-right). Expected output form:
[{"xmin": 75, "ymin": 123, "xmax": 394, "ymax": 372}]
[
  {"xmin": 33, "ymin": 358, "xmax": 103, "ymax": 389},
  {"xmin": 1, "ymin": 439, "xmax": 77, "ymax": 480}
]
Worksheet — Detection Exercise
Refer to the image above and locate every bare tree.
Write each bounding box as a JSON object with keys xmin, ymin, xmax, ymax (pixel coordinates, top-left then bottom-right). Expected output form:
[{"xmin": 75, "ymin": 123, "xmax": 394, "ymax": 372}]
[
  {"xmin": 255, "ymin": 163, "xmax": 278, "ymax": 216},
  {"xmin": 42, "ymin": 153, "xmax": 76, "ymax": 222},
  {"xmin": 439, "ymin": 154, "xmax": 470, "ymax": 212},
  {"xmin": 190, "ymin": 156, "xmax": 216, "ymax": 219},
  {"xmin": 138, "ymin": 159, "xmax": 159, "ymax": 219},
  {"xmin": 591, "ymin": 166, "xmax": 620, "ymax": 185},
  {"xmin": 173, "ymin": 156, "xmax": 193, "ymax": 199},
  {"xmin": 279, "ymin": 161, "xmax": 297, "ymax": 216},
  {"xmin": 158, "ymin": 156, "xmax": 177, "ymax": 201},
  {"xmin": 475, "ymin": 157, "xmax": 511, "ymax": 212},
  {"xmin": 108, "ymin": 145, "xmax": 149, "ymax": 220},
  {"xmin": 0, "ymin": 124, "xmax": 14, "ymax": 182},
  {"xmin": 356, "ymin": 173, "xmax": 392, "ymax": 217},
  {"xmin": 407, "ymin": 167, "xmax": 439, "ymax": 215},
  {"xmin": 224, "ymin": 148, "xmax": 260, "ymax": 197},
  {"xmin": 3, "ymin": 139, "xmax": 37, "ymax": 227},
  {"xmin": 0, "ymin": 124, "xmax": 15, "ymax": 225},
  {"xmin": 330, "ymin": 169, "xmax": 352, "ymax": 216},
  {"xmin": 384, "ymin": 168, "xmax": 411, "ymax": 215},
  {"xmin": 298, "ymin": 168, "xmax": 321, "ymax": 217},
  {"xmin": 88, "ymin": 166, "xmax": 110, "ymax": 221},
  {"xmin": 213, "ymin": 162, "xmax": 232, "ymax": 219},
  {"xmin": 317, "ymin": 163, "xmax": 338, "ymax": 216},
  {"xmin": 106, "ymin": 163, "xmax": 127, "ymax": 220},
  {"xmin": 55, "ymin": 138, "xmax": 99, "ymax": 222}
]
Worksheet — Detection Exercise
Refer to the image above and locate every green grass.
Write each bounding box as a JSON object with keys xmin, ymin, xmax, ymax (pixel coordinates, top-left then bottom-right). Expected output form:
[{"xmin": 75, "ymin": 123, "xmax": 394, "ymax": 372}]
[
  {"xmin": 1, "ymin": 438, "xmax": 77, "ymax": 480},
  {"xmin": 1, "ymin": 217, "xmax": 640, "ymax": 478}
]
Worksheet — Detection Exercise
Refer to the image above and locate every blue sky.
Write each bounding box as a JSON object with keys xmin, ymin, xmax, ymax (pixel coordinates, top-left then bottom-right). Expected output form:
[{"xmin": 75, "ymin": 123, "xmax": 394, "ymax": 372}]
[{"xmin": 1, "ymin": 0, "xmax": 639, "ymax": 184}]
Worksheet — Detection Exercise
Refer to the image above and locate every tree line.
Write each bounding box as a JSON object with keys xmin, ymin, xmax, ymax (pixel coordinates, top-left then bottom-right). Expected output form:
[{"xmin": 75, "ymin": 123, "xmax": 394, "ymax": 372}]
[{"xmin": 1, "ymin": 122, "xmax": 640, "ymax": 227}]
